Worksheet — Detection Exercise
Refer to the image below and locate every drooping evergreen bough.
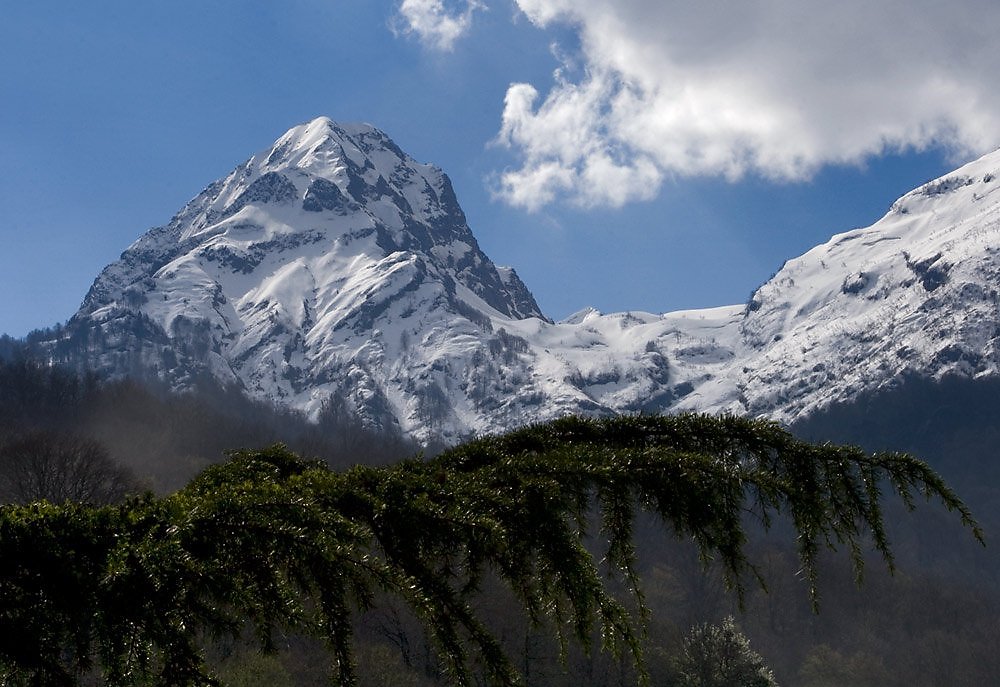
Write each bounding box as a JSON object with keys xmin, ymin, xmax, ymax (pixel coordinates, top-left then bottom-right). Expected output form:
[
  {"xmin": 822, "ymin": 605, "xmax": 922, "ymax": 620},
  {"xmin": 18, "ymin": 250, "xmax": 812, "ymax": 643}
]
[{"xmin": 0, "ymin": 414, "xmax": 983, "ymax": 685}]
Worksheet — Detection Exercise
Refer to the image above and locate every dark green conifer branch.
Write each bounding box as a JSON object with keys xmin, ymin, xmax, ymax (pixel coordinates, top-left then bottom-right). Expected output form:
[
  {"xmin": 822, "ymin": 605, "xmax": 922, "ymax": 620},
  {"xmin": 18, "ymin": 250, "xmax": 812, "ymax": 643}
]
[{"xmin": 0, "ymin": 414, "xmax": 983, "ymax": 685}]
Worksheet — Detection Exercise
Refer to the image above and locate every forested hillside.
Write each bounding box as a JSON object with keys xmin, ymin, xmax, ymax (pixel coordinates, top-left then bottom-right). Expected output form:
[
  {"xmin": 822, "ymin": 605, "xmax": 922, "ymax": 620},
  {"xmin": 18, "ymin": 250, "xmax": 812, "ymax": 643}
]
[
  {"xmin": 0, "ymin": 408, "xmax": 983, "ymax": 685},
  {"xmin": 0, "ymin": 350, "xmax": 419, "ymax": 497},
  {"xmin": 0, "ymin": 354, "xmax": 995, "ymax": 685}
]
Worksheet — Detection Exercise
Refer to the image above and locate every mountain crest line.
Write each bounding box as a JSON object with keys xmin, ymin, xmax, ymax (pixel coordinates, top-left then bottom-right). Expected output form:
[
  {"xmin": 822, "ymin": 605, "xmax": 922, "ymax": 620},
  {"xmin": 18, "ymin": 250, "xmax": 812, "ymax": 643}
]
[{"xmin": 26, "ymin": 117, "xmax": 1000, "ymax": 444}]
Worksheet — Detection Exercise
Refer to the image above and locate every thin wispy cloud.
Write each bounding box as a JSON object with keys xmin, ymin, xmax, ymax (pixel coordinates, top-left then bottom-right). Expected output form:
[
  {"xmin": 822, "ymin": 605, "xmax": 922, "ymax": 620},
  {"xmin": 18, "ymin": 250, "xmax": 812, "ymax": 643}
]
[{"xmin": 392, "ymin": 0, "xmax": 484, "ymax": 51}]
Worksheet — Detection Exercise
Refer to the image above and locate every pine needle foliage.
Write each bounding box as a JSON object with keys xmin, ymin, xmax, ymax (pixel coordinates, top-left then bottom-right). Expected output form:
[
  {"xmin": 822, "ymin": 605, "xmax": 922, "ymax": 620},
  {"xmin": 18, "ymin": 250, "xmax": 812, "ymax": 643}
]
[{"xmin": 0, "ymin": 414, "xmax": 983, "ymax": 686}]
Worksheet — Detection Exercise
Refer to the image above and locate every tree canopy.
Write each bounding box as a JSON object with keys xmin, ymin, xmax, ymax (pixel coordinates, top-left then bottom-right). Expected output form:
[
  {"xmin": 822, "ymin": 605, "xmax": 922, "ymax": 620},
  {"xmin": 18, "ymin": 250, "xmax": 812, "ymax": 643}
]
[
  {"xmin": 674, "ymin": 616, "xmax": 777, "ymax": 687},
  {"xmin": 0, "ymin": 430, "xmax": 139, "ymax": 506},
  {"xmin": 0, "ymin": 414, "xmax": 983, "ymax": 686}
]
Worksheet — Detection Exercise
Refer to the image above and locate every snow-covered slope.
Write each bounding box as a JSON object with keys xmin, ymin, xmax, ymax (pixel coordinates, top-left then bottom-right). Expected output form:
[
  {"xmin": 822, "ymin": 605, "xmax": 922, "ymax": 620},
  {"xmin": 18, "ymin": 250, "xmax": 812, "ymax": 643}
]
[
  {"xmin": 694, "ymin": 150, "xmax": 1000, "ymax": 422},
  {"xmin": 43, "ymin": 117, "xmax": 730, "ymax": 443},
  {"xmin": 37, "ymin": 117, "xmax": 1000, "ymax": 442}
]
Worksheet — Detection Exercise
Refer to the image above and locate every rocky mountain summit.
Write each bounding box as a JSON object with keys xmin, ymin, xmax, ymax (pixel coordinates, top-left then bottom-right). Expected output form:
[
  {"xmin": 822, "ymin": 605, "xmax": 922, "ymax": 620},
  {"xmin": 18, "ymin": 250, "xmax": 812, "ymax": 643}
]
[{"xmin": 34, "ymin": 118, "xmax": 1000, "ymax": 443}]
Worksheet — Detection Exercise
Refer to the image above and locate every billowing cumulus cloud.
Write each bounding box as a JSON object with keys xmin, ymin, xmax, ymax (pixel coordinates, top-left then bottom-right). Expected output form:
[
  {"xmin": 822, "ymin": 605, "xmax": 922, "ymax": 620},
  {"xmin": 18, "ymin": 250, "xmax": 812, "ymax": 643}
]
[
  {"xmin": 393, "ymin": 0, "xmax": 483, "ymax": 51},
  {"xmin": 494, "ymin": 0, "xmax": 1000, "ymax": 209}
]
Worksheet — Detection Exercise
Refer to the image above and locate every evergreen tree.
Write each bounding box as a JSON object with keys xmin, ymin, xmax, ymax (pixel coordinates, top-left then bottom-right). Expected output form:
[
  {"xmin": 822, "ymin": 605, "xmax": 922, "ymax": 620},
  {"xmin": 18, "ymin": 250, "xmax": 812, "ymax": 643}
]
[{"xmin": 0, "ymin": 414, "xmax": 982, "ymax": 686}]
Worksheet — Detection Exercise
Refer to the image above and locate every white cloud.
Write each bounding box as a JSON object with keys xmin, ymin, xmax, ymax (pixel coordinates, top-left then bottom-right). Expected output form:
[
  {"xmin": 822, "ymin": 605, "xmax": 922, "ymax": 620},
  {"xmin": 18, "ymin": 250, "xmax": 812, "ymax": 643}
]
[
  {"xmin": 495, "ymin": 78, "xmax": 662, "ymax": 209},
  {"xmin": 392, "ymin": 0, "xmax": 484, "ymax": 51},
  {"xmin": 496, "ymin": 0, "xmax": 1000, "ymax": 209}
]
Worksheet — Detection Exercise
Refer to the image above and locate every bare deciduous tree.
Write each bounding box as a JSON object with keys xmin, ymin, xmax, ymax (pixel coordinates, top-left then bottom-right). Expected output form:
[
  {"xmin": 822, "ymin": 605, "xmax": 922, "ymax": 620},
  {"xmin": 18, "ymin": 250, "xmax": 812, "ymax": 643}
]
[{"xmin": 0, "ymin": 431, "xmax": 139, "ymax": 505}]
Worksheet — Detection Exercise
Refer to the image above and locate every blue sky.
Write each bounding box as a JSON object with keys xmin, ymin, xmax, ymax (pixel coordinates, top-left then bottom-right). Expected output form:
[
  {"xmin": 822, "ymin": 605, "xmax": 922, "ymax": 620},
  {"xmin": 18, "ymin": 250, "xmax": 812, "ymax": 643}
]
[{"xmin": 2, "ymin": 1, "xmax": 995, "ymax": 337}]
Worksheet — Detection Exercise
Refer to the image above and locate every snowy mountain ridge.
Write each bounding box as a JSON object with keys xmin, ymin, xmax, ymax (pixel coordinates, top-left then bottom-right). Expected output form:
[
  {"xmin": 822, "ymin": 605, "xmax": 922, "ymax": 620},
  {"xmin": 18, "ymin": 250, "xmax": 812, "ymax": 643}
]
[
  {"xmin": 707, "ymin": 150, "xmax": 1000, "ymax": 422},
  {"xmin": 36, "ymin": 118, "xmax": 1000, "ymax": 443}
]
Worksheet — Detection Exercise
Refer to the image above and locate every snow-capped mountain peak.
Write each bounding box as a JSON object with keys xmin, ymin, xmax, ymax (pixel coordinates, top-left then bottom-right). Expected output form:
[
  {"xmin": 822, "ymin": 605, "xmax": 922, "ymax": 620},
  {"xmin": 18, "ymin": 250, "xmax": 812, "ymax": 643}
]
[
  {"xmin": 35, "ymin": 121, "xmax": 1000, "ymax": 443},
  {"xmin": 50, "ymin": 118, "xmax": 554, "ymax": 442}
]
